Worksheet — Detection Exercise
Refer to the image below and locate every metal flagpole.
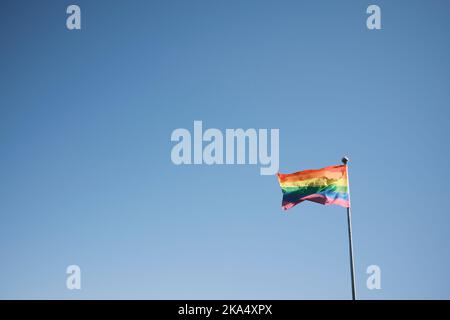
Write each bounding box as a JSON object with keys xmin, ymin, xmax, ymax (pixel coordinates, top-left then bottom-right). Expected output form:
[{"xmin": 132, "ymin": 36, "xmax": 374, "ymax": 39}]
[{"xmin": 342, "ymin": 156, "xmax": 356, "ymax": 300}]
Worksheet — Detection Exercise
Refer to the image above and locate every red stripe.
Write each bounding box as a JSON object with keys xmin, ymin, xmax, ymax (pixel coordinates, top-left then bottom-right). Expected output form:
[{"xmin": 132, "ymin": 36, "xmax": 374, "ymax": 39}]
[{"xmin": 277, "ymin": 165, "xmax": 347, "ymax": 183}]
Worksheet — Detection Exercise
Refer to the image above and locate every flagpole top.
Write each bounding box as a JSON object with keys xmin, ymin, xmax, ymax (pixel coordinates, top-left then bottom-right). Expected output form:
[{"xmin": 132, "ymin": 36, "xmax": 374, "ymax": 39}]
[{"xmin": 342, "ymin": 156, "xmax": 349, "ymax": 164}]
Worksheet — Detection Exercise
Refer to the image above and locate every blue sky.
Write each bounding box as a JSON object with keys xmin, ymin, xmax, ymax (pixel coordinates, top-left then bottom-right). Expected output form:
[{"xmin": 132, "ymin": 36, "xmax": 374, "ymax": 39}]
[{"xmin": 1, "ymin": 0, "xmax": 450, "ymax": 299}]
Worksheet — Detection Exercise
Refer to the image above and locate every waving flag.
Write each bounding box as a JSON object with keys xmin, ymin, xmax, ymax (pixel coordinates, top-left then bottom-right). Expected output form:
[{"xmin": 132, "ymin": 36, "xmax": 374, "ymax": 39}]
[{"xmin": 277, "ymin": 164, "xmax": 349, "ymax": 210}]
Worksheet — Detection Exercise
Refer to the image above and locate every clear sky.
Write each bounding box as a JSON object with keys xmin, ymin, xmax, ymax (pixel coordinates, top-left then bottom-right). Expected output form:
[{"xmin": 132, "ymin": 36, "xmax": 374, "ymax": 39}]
[{"xmin": 1, "ymin": 0, "xmax": 450, "ymax": 299}]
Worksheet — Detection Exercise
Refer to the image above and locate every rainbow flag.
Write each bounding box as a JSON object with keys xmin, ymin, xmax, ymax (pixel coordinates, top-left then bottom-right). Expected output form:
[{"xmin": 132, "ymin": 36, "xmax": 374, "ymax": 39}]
[{"xmin": 277, "ymin": 164, "xmax": 350, "ymax": 210}]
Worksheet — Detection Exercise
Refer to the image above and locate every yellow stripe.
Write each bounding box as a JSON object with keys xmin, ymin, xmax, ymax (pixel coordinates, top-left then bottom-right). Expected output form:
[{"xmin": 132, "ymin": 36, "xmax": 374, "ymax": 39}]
[{"xmin": 279, "ymin": 176, "xmax": 348, "ymax": 188}]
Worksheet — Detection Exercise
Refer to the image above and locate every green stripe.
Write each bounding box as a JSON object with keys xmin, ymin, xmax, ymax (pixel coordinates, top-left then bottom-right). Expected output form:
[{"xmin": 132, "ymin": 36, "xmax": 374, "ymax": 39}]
[{"xmin": 281, "ymin": 185, "xmax": 348, "ymax": 196}]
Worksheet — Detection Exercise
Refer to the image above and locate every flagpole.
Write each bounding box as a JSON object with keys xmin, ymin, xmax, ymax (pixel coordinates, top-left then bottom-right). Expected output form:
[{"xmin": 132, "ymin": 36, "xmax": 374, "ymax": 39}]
[{"xmin": 342, "ymin": 156, "xmax": 356, "ymax": 300}]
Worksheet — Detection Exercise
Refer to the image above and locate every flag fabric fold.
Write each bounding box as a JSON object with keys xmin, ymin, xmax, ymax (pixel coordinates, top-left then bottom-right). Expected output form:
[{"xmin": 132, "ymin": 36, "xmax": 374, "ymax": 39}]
[{"xmin": 277, "ymin": 164, "xmax": 350, "ymax": 210}]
